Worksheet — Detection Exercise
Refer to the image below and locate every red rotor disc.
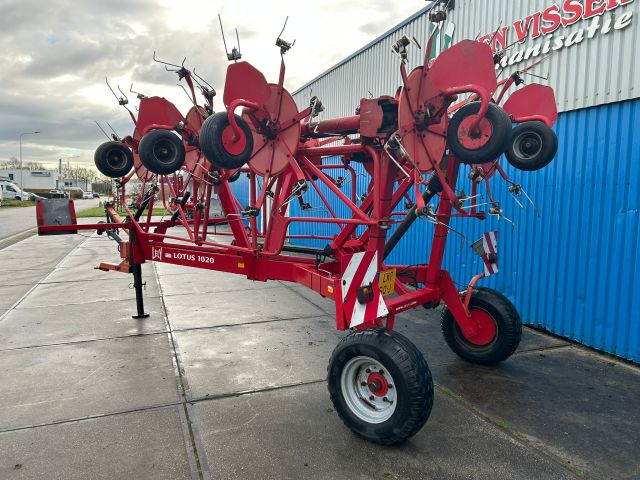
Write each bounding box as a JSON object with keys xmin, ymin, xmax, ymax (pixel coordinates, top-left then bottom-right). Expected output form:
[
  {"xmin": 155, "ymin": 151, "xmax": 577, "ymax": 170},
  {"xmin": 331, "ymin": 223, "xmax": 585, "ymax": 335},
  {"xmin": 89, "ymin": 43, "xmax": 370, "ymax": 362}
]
[
  {"xmin": 396, "ymin": 67, "xmax": 448, "ymax": 175},
  {"xmin": 132, "ymin": 128, "xmax": 153, "ymax": 182},
  {"xmin": 183, "ymin": 106, "xmax": 208, "ymax": 174},
  {"xmin": 243, "ymin": 84, "xmax": 300, "ymax": 177}
]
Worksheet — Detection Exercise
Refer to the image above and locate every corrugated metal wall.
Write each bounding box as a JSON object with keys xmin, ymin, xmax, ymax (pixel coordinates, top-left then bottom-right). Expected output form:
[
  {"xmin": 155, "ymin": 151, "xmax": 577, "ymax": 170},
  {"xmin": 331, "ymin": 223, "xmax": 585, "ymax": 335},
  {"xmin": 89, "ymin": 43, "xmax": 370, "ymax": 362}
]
[
  {"xmin": 287, "ymin": 1, "xmax": 640, "ymax": 362},
  {"xmin": 294, "ymin": 1, "xmax": 639, "ymax": 114},
  {"xmin": 448, "ymin": 0, "xmax": 639, "ymax": 113}
]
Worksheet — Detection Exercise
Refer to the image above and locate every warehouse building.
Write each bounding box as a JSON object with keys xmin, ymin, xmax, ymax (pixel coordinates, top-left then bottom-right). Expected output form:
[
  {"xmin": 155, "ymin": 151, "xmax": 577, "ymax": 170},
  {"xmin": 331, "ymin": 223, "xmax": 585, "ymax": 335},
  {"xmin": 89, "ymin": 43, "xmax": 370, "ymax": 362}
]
[
  {"xmin": 284, "ymin": 0, "xmax": 639, "ymax": 362},
  {"xmin": 0, "ymin": 168, "xmax": 62, "ymax": 194}
]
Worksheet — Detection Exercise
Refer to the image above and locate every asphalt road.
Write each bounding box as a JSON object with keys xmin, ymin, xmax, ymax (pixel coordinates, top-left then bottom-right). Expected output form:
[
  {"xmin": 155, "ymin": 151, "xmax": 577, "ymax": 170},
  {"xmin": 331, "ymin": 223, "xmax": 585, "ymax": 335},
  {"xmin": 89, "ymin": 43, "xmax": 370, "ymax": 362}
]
[{"xmin": 0, "ymin": 198, "xmax": 101, "ymax": 242}]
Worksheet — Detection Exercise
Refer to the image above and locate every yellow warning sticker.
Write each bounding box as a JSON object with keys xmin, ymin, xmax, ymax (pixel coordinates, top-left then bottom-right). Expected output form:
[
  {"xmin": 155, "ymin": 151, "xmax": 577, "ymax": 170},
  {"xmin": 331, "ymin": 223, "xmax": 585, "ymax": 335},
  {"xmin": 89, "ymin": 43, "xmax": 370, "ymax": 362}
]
[{"xmin": 378, "ymin": 269, "xmax": 397, "ymax": 297}]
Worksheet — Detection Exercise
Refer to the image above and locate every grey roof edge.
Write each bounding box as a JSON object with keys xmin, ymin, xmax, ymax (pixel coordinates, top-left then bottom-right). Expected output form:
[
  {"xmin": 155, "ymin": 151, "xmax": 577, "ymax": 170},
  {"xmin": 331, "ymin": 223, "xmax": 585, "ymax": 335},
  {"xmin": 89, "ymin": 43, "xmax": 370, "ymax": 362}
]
[{"xmin": 292, "ymin": 3, "xmax": 436, "ymax": 95}]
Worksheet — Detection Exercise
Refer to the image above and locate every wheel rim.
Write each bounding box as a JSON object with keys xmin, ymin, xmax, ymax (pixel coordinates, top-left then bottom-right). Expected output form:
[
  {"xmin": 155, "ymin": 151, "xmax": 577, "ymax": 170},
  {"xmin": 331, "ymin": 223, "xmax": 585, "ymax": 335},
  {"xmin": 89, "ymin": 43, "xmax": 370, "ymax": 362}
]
[
  {"xmin": 455, "ymin": 308, "xmax": 497, "ymax": 348},
  {"xmin": 105, "ymin": 148, "xmax": 127, "ymax": 169},
  {"xmin": 152, "ymin": 138, "xmax": 178, "ymax": 166},
  {"xmin": 340, "ymin": 356, "xmax": 397, "ymax": 424},
  {"xmin": 221, "ymin": 125, "xmax": 247, "ymax": 156},
  {"xmin": 457, "ymin": 115, "xmax": 493, "ymax": 150},
  {"xmin": 513, "ymin": 130, "xmax": 543, "ymax": 159}
]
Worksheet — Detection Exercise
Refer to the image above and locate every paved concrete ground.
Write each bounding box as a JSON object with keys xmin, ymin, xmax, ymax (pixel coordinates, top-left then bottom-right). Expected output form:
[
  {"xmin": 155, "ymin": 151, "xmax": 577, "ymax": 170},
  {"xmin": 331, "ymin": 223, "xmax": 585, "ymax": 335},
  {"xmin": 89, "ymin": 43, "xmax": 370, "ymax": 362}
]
[
  {"xmin": 0, "ymin": 232, "xmax": 639, "ymax": 479},
  {"xmin": 0, "ymin": 198, "xmax": 100, "ymax": 245}
]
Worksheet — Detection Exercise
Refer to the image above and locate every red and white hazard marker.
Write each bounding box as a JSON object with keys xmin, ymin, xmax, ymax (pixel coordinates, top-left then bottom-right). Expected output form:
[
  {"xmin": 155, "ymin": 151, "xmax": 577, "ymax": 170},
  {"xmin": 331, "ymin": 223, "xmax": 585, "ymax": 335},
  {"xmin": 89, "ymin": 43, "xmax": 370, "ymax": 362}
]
[
  {"xmin": 340, "ymin": 252, "xmax": 389, "ymax": 328},
  {"xmin": 482, "ymin": 231, "xmax": 498, "ymax": 276}
]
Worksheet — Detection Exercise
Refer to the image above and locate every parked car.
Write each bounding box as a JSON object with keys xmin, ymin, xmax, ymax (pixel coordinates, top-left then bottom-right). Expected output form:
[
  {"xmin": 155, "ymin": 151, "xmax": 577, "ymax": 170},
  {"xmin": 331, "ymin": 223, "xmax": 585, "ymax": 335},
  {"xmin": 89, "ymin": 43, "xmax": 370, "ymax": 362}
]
[
  {"xmin": 82, "ymin": 191, "xmax": 93, "ymax": 199},
  {"xmin": 28, "ymin": 192, "xmax": 45, "ymax": 201},
  {"xmin": 92, "ymin": 192, "xmax": 100, "ymax": 198},
  {"xmin": 48, "ymin": 190, "xmax": 68, "ymax": 199}
]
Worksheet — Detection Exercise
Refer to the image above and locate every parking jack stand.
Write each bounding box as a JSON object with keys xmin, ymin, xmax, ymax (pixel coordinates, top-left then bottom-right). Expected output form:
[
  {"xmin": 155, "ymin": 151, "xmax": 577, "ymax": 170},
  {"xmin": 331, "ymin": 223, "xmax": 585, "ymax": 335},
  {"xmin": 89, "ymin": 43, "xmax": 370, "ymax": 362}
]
[{"xmin": 131, "ymin": 263, "xmax": 150, "ymax": 319}]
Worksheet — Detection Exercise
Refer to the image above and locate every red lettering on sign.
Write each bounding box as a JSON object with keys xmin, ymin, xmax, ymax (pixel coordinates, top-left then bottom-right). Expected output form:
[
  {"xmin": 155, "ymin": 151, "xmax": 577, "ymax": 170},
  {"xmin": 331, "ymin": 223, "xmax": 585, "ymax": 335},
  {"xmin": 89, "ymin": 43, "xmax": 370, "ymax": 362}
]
[
  {"xmin": 490, "ymin": 26, "xmax": 510, "ymax": 51},
  {"xmin": 584, "ymin": 0, "xmax": 607, "ymax": 17},
  {"xmin": 477, "ymin": 34, "xmax": 491, "ymax": 46},
  {"xmin": 514, "ymin": 17, "xmax": 533, "ymax": 42},
  {"xmin": 561, "ymin": 0, "xmax": 584, "ymax": 26},
  {"xmin": 477, "ymin": 0, "xmax": 633, "ymax": 50},
  {"xmin": 542, "ymin": 4, "xmax": 563, "ymax": 34}
]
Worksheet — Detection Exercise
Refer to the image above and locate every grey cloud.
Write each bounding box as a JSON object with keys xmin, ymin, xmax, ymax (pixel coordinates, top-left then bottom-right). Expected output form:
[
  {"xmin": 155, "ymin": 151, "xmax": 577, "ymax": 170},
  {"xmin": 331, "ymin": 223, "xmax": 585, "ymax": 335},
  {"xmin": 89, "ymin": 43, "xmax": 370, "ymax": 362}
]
[{"xmin": 0, "ymin": 0, "xmax": 425, "ymax": 166}]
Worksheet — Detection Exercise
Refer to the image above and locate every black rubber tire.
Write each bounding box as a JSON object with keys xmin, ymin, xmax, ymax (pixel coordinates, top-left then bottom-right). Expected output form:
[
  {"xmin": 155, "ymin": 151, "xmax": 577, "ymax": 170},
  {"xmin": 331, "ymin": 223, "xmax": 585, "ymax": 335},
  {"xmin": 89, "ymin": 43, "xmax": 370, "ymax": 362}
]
[
  {"xmin": 447, "ymin": 102, "xmax": 512, "ymax": 164},
  {"xmin": 138, "ymin": 130, "xmax": 186, "ymax": 175},
  {"xmin": 200, "ymin": 112, "xmax": 254, "ymax": 170},
  {"xmin": 328, "ymin": 328, "xmax": 434, "ymax": 445},
  {"xmin": 505, "ymin": 121, "xmax": 558, "ymax": 171},
  {"xmin": 94, "ymin": 141, "xmax": 134, "ymax": 178},
  {"xmin": 441, "ymin": 287, "xmax": 522, "ymax": 365}
]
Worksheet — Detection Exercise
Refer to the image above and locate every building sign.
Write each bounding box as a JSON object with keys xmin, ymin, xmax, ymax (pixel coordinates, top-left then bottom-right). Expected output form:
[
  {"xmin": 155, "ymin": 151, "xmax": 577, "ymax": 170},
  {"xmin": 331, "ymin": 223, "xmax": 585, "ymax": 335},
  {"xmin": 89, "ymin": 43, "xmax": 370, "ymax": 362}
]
[
  {"xmin": 476, "ymin": 0, "xmax": 635, "ymax": 68},
  {"xmin": 31, "ymin": 170, "xmax": 51, "ymax": 177}
]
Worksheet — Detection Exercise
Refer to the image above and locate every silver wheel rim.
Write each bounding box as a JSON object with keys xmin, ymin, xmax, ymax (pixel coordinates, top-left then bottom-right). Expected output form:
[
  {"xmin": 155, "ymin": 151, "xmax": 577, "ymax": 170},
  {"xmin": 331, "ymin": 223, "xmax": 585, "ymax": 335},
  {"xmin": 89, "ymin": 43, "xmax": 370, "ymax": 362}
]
[
  {"xmin": 513, "ymin": 130, "xmax": 543, "ymax": 159},
  {"xmin": 340, "ymin": 356, "xmax": 397, "ymax": 424}
]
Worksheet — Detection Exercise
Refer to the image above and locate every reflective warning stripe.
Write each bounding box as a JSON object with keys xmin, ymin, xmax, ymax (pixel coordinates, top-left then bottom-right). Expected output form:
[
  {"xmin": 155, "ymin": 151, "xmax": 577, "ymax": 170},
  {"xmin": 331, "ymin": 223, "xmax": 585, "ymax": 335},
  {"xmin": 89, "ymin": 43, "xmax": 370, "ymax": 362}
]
[
  {"xmin": 340, "ymin": 252, "xmax": 389, "ymax": 328},
  {"xmin": 482, "ymin": 231, "xmax": 498, "ymax": 276}
]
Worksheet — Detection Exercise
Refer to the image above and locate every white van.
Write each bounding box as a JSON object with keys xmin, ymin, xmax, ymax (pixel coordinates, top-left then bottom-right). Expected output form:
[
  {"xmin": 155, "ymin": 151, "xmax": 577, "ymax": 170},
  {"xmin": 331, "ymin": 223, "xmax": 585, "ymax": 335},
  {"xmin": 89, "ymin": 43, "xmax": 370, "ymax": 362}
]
[{"xmin": 0, "ymin": 180, "xmax": 29, "ymax": 200}]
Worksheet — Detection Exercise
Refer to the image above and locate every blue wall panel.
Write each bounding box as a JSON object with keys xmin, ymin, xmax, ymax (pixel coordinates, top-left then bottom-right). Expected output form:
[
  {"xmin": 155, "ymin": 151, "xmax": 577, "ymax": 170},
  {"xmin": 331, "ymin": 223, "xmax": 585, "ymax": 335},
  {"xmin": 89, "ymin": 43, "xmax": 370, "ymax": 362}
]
[
  {"xmin": 289, "ymin": 98, "xmax": 640, "ymax": 363},
  {"xmin": 230, "ymin": 173, "xmax": 249, "ymax": 208}
]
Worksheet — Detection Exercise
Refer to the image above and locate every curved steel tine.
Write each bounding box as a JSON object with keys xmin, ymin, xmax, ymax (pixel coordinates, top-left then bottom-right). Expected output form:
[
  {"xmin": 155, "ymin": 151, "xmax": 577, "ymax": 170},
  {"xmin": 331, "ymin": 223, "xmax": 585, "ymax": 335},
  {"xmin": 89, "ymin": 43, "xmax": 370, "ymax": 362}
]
[
  {"xmin": 105, "ymin": 76, "xmax": 118, "ymax": 100},
  {"xmin": 191, "ymin": 67, "xmax": 215, "ymax": 90},
  {"xmin": 488, "ymin": 20, "xmax": 504, "ymax": 48},
  {"xmin": 218, "ymin": 14, "xmax": 230, "ymax": 57},
  {"xmin": 130, "ymin": 83, "xmax": 146, "ymax": 99},
  {"xmin": 277, "ymin": 16, "xmax": 288, "ymax": 40},
  {"xmin": 178, "ymin": 84, "xmax": 199, "ymax": 109},
  {"xmin": 94, "ymin": 120, "xmax": 111, "ymax": 140},
  {"xmin": 105, "ymin": 121, "xmax": 119, "ymax": 138},
  {"xmin": 192, "ymin": 68, "xmax": 214, "ymax": 89},
  {"xmin": 153, "ymin": 50, "xmax": 183, "ymax": 69},
  {"xmin": 117, "ymin": 84, "xmax": 129, "ymax": 102},
  {"xmin": 106, "ymin": 76, "xmax": 128, "ymax": 106},
  {"xmin": 521, "ymin": 186, "xmax": 541, "ymax": 217}
]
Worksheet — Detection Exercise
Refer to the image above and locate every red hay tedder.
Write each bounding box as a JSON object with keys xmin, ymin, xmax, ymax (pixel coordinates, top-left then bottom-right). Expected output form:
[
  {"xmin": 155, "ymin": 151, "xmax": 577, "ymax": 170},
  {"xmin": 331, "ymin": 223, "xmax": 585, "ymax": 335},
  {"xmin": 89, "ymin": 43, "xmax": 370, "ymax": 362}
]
[{"xmin": 35, "ymin": 11, "xmax": 559, "ymax": 444}]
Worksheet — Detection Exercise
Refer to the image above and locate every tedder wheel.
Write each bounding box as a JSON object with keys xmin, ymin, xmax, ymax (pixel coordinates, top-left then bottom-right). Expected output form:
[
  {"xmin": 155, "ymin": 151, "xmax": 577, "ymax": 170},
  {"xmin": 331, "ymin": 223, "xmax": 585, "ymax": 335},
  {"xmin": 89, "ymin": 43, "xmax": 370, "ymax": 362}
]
[
  {"xmin": 447, "ymin": 102, "xmax": 512, "ymax": 164},
  {"xmin": 138, "ymin": 129, "xmax": 186, "ymax": 175},
  {"xmin": 94, "ymin": 141, "xmax": 134, "ymax": 178},
  {"xmin": 200, "ymin": 112, "xmax": 254, "ymax": 170},
  {"xmin": 327, "ymin": 328, "xmax": 433, "ymax": 445},
  {"xmin": 505, "ymin": 121, "xmax": 558, "ymax": 171},
  {"xmin": 441, "ymin": 287, "xmax": 522, "ymax": 365}
]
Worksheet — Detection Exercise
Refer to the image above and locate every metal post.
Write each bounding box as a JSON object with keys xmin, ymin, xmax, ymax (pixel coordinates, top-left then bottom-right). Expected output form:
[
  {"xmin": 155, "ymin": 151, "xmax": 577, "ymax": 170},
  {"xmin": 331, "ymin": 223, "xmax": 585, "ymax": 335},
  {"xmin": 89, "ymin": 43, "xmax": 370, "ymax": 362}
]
[
  {"xmin": 19, "ymin": 131, "xmax": 40, "ymax": 197},
  {"xmin": 129, "ymin": 229, "xmax": 149, "ymax": 319},
  {"xmin": 131, "ymin": 262, "xmax": 150, "ymax": 319}
]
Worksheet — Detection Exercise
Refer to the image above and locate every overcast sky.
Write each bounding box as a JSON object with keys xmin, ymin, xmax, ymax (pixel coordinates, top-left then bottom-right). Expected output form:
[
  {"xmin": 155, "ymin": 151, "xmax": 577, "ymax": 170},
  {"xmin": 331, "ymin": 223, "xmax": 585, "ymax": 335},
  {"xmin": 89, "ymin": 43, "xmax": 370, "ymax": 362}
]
[{"xmin": 0, "ymin": 0, "xmax": 427, "ymax": 170}]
